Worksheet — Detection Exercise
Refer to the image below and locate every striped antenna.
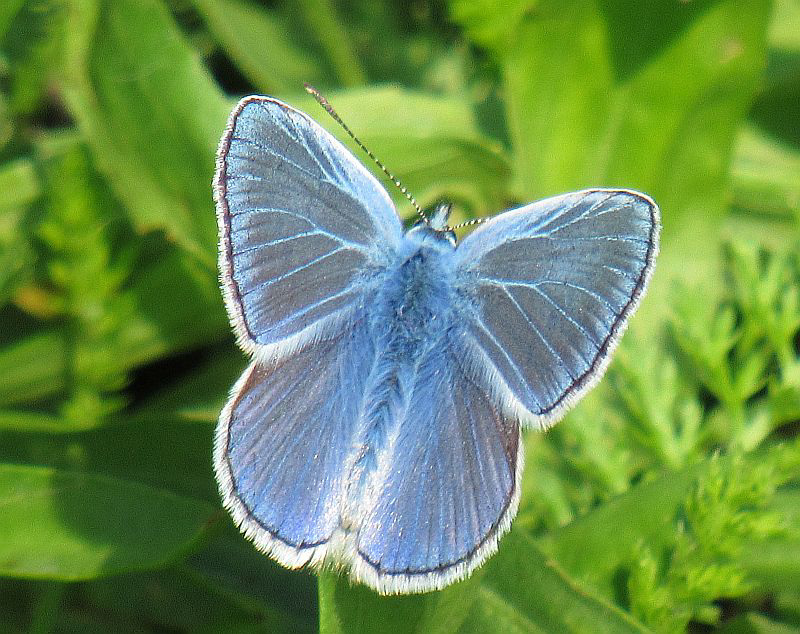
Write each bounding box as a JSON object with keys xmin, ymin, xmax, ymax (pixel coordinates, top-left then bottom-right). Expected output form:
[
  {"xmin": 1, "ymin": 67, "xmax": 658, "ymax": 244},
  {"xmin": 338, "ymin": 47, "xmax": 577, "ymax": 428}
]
[
  {"xmin": 304, "ymin": 83, "xmax": 427, "ymax": 224},
  {"xmin": 449, "ymin": 216, "xmax": 487, "ymax": 231}
]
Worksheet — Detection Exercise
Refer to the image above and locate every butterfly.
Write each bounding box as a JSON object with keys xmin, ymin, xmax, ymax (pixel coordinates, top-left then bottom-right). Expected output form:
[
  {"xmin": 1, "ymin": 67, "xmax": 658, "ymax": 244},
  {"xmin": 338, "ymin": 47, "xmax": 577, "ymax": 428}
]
[{"xmin": 213, "ymin": 94, "xmax": 660, "ymax": 595}]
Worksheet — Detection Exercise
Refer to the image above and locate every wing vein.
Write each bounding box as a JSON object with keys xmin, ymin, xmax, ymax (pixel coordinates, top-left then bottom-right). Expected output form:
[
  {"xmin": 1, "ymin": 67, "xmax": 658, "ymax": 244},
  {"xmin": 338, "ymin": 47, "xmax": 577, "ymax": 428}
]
[
  {"xmin": 499, "ymin": 286, "xmax": 577, "ymax": 381},
  {"xmin": 238, "ymin": 246, "xmax": 348, "ymax": 296},
  {"xmin": 527, "ymin": 284, "xmax": 599, "ymax": 349},
  {"xmin": 466, "ymin": 320, "xmax": 541, "ymax": 412}
]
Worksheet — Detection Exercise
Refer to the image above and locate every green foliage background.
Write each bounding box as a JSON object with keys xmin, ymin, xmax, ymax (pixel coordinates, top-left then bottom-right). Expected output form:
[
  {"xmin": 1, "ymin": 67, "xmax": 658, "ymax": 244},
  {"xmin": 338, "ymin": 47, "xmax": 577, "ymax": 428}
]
[{"xmin": 1, "ymin": 0, "xmax": 799, "ymax": 631}]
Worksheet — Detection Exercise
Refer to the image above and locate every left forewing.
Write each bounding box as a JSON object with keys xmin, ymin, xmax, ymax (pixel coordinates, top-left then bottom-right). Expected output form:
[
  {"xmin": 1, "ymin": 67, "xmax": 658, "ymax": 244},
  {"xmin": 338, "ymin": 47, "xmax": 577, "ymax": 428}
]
[{"xmin": 453, "ymin": 189, "xmax": 659, "ymax": 425}]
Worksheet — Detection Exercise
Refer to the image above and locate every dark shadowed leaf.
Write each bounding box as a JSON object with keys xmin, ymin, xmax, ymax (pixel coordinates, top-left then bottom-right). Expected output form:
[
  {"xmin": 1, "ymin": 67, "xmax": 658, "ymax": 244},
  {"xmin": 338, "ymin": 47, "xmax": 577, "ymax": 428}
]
[{"xmin": 0, "ymin": 463, "xmax": 216, "ymax": 580}]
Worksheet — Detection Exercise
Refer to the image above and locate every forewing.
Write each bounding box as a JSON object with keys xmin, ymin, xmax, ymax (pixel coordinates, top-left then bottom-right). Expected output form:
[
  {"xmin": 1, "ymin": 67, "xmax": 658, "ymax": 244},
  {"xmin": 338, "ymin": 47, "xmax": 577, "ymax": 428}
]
[
  {"xmin": 215, "ymin": 96, "xmax": 403, "ymax": 355},
  {"xmin": 354, "ymin": 338, "xmax": 521, "ymax": 593},
  {"xmin": 214, "ymin": 322, "xmax": 374, "ymax": 568},
  {"xmin": 454, "ymin": 189, "xmax": 659, "ymax": 423}
]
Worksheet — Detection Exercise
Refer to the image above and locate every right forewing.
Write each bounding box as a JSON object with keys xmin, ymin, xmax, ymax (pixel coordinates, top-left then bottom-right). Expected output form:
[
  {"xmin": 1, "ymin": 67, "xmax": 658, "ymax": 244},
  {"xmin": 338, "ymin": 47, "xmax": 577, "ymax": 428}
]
[{"xmin": 215, "ymin": 96, "xmax": 403, "ymax": 356}]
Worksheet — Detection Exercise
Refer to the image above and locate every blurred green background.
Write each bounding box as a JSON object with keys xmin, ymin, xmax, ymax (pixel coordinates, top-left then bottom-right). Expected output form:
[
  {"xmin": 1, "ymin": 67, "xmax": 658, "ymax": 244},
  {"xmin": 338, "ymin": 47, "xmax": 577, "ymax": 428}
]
[{"xmin": 1, "ymin": 0, "xmax": 799, "ymax": 632}]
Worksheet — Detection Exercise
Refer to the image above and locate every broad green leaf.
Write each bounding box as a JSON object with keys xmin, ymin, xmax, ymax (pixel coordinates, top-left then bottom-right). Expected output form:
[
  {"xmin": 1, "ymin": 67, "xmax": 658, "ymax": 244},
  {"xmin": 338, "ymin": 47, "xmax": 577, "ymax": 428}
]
[
  {"xmin": 191, "ymin": 0, "xmax": 322, "ymax": 94},
  {"xmin": 496, "ymin": 0, "xmax": 770, "ymax": 238},
  {"xmin": 731, "ymin": 122, "xmax": 800, "ymax": 223},
  {"xmin": 128, "ymin": 347, "xmax": 243, "ymax": 424},
  {"xmin": 300, "ymin": 85, "xmax": 485, "ymax": 140},
  {"xmin": 0, "ymin": 158, "xmax": 39, "ymax": 210},
  {"xmin": 317, "ymin": 528, "xmax": 648, "ymax": 633},
  {"xmin": 460, "ymin": 529, "xmax": 650, "ymax": 633},
  {"xmin": 749, "ymin": 0, "xmax": 800, "ymax": 148},
  {"xmin": 0, "ymin": 0, "xmax": 27, "ymax": 41},
  {"xmin": 295, "ymin": 86, "xmax": 512, "ymax": 218},
  {"xmin": 0, "ymin": 410, "xmax": 86, "ymax": 433},
  {"xmin": 80, "ymin": 564, "xmax": 310, "ymax": 633},
  {"xmin": 359, "ymin": 136, "xmax": 510, "ymax": 221},
  {"xmin": 0, "ymin": 417, "xmax": 218, "ymax": 502},
  {"xmin": 538, "ymin": 466, "xmax": 697, "ymax": 598},
  {"xmin": 447, "ymin": 0, "xmax": 535, "ymax": 50},
  {"xmin": 124, "ymin": 246, "xmax": 229, "ymax": 357},
  {"xmin": 0, "ymin": 331, "xmax": 66, "ymax": 406},
  {"xmin": 0, "ymin": 463, "xmax": 216, "ymax": 580},
  {"xmin": 718, "ymin": 613, "xmax": 800, "ymax": 633},
  {"xmin": 61, "ymin": 0, "xmax": 230, "ymax": 267},
  {"xmin": 0, "ymin": 158, "xmax": 38, "ymax": 300},
  {"xmin": 318, "ymin": 567, "xmax": 483, "ymax": 634},
  {"xmin": 295, "ymin": 0, "xmax": 366, "ymax": 87},
  {"xmin": 769, "ymin": 0, "xmax": 800, "ymax": 52},
  {"xmin": 2, "ymin": 0, "xmax": 66, "ymax": 115},
  {"xmin": 186, "ymin": 522, "xmax": 318, "ymax": 633}
]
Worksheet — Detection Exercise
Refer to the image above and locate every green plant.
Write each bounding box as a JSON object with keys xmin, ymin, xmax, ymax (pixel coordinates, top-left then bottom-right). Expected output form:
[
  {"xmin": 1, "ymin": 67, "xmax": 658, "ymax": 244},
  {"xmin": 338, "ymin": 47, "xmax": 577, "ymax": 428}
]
[{"xmin": 0, "ymin": 0, "xmax": 798, "ymax": 631}]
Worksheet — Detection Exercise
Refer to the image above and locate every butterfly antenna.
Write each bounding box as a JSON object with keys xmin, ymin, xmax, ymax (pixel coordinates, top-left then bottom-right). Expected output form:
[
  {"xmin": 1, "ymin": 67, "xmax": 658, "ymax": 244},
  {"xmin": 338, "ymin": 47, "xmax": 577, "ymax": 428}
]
[
  {"xmin": 449, "ymin": 216, "xmax": 487, "ymax": 231},
  {"xmin": 304, "ymin": 83, "xmax": 427, "ymax": 224}
]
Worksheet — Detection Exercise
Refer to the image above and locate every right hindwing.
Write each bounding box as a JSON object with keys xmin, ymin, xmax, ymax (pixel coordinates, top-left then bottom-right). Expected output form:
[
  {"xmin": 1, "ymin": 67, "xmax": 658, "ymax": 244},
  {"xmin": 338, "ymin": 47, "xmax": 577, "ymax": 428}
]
[{"xmin": 214, "ymin": 320, "xmax": 377, "ymax": 570}]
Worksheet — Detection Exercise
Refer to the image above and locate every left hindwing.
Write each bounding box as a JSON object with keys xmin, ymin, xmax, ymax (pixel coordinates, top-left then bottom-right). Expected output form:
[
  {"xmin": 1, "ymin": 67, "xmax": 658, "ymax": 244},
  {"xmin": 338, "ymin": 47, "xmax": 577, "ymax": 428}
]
[
  {"xmin": 354, "ymin": 335, "xmax": 521, "ymax": 593},
  {"xmin": 453, "ymin": 189, "xmax": 659, "ymax": 424}
]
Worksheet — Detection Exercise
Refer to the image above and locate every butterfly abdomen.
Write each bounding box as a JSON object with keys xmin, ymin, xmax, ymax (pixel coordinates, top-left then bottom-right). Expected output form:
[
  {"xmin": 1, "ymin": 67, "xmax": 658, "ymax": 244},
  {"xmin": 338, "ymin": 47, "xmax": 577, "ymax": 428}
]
[{"xmin": 343, "ymin": 243, "xmax": 457, "ymax": 512}]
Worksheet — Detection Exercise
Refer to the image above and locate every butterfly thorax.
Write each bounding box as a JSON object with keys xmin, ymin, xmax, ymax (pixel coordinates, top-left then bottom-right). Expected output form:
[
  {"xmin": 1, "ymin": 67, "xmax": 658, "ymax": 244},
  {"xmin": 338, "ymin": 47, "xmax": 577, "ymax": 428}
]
[{"xmin": 375, "ymin": 230, "xmax": 457, "ymax": 351}]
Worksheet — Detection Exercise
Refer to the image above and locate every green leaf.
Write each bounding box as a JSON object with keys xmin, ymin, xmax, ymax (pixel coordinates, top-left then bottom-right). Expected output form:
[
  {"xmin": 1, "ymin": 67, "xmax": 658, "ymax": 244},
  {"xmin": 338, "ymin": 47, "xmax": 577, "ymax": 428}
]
[
  {"xmin": 186, "ymin": 522, "xmax": 318, "ymax": 633},
  {"xmin": 749, "ymin": 0, "xmax": 800, "ymax": 149},
  {"xmin": 447, "ymin": 0, "xmax": 535, "ymax": 51},
  {"xmin": 460, "ymin": 529, "xmax": 650, "ymax": 633},
  {"xmin": 61, "ymin": 0, "xmax": 230, "ymax": 267},
  {"xmin": 0, "ymin": 463, "xmax": 216, "ymax": 580},
  {"xmin": 295, "ymin": 0, "xmax": 366, "ymax": 87},
  {"xmin": 768, "ymin": 0, "xmax": 800, "ymax": 53},
  {"xmin": 296, "ymin": 85, "xmax": 512, "ymax": 219},
  {"xmin": 1, "ymin": 0, "xmax": 66, "ymax": 115},
  {"xmin": 0, "ymin": 410, "xmax": 87, "ymax": 433},
  {"xmin": 191, "ymin": 0, "xmax": 322, "ymax": 95},
  {"xmin": 123, "ymin": 245, "xmax": 229, "ymax": 357},
  {"xmin": 318, "ymin": 567, "xmax": 483, "ymax": 634},
  {"xmin": 80, "ymin": 564, "xmax": 309, "ymax": 633},
  {"xmin": 538, "ymin": 465, "xmax": 697, "ymax": 598},
  {"xmin": 0, "ymin": 157, "xmax": 39, "ymax": 210},
  {"xmin": 0, "ymin": 0, "xmax": 27, "ymax": 41},
  {"xmin": 0, "ymin": 158, "xmax": 38, "ymax": 300},
  {"xmin": 0, "ymin": 331, "xmax": 66, "ymax": 406},
  {"xmin": 731, "ymin": 122, "xmax": 800, "ymax": 224},
  {"xmin": 717, "ymin": 612, "xmax": 800, "ymax": 634},
  {"xmin": 0, "ymin": 417, "xmax": 219, "ymax": 502},
  {"xmin": 495, "ymin": 0, "xmax": 770, "ymax": 238},
  {"xmin": 317, "ymin": 529, "xmax": 648, "ymax": 634},
  {"xmin": 128, "ymin": 347, "xmax": 243, "ymax": 424}
]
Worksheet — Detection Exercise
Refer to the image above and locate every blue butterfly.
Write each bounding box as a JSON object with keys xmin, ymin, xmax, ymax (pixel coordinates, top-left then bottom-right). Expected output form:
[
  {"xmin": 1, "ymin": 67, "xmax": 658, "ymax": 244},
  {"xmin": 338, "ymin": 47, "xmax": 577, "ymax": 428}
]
[{"xmin": 213, "ymin": 95, "xmax": 660, "ymax": 595}]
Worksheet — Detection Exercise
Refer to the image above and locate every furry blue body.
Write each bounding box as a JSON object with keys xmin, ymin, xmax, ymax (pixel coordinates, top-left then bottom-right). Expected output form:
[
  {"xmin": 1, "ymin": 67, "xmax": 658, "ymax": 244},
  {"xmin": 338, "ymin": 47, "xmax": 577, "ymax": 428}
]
[{"xmin": 349, "ymin": 225, "xmax": 460, "ymax": 507}]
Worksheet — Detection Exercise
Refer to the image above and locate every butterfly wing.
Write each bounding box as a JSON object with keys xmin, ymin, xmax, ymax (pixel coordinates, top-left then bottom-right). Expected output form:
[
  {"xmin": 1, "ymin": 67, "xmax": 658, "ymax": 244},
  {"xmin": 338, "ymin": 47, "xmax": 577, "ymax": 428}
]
[
  {"xmin": 215, "ymin": 321, "xmax": 376, "ymax": 568},
  {"xmin": 353, "ymin": 335, "xmax": 521, "ymax": 593},
  {"xmin": 453, "ymin": 189, "xmax": 659, "ymax": 425},
  {"xmin": 215, "ymin": 96, "xmax": 403, "ymax": 358},
  {"xmin": 215, "ymin": 97, "xmax": 402, "ymax": 571}
]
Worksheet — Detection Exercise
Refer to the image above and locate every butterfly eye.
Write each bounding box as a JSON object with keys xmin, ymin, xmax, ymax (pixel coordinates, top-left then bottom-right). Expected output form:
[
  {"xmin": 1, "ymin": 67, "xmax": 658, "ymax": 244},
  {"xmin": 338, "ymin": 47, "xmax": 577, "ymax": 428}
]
[{"xmin": 440, "ymin": 229, "xmax": 457, "ymax": 246}]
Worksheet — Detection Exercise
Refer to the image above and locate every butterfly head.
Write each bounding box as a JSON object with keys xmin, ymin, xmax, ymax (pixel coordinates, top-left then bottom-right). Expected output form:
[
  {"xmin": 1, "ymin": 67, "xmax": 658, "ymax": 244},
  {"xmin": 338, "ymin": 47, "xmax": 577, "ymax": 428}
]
[
  {"xmin": 429, "ymin": 202, "xmax": 452, "ymax": 231},
  {"xmin": 408, "ymin": 202, "xmax": 457, "ymax": 247}
]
